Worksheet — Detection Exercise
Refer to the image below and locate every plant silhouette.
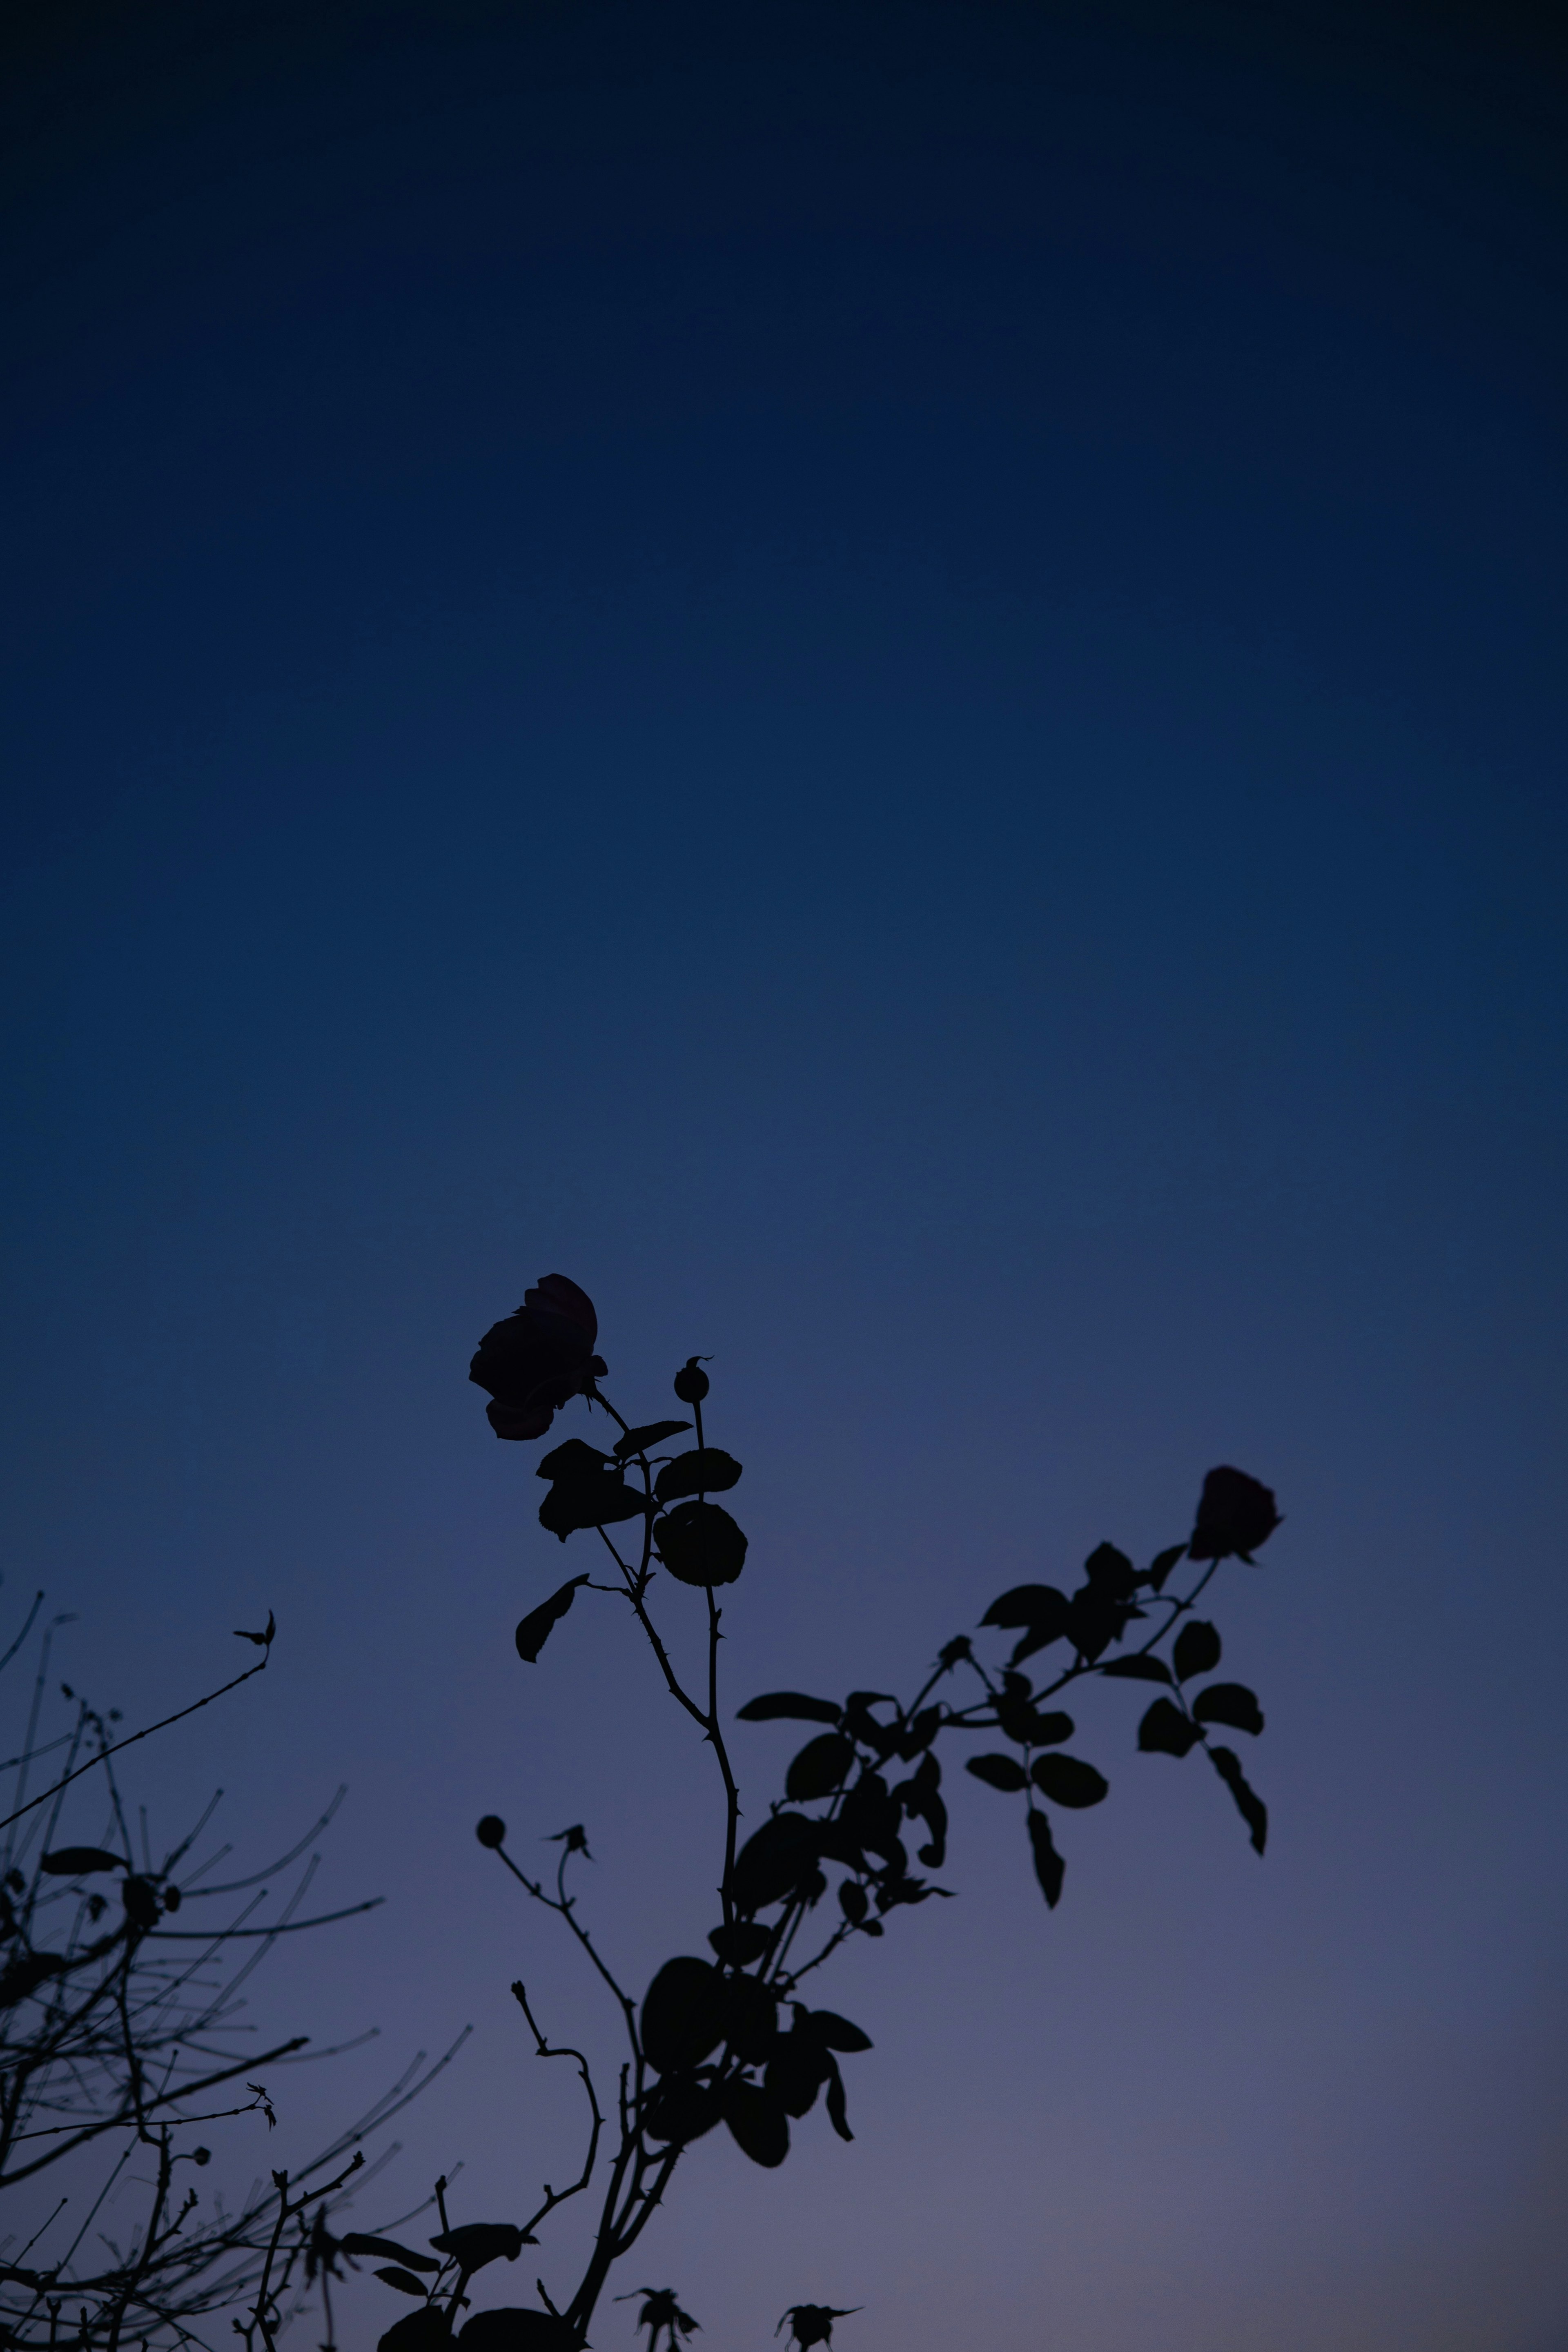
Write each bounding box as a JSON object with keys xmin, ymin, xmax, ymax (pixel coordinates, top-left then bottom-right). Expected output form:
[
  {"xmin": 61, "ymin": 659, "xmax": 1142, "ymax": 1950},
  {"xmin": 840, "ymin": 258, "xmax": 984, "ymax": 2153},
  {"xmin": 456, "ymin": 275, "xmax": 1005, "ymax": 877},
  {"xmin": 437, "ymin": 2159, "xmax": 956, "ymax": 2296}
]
[
  {"xmin": 777, "ymin": 2310, "xmax": 859, "ymax": 2350},
  {"xmin": 361, "ymin": 1276, "xmax": 1283, "ymax": 2351},
  {"xmin": 0, "ymin": 1596, "xmax": 462, "ymax": 2352}
]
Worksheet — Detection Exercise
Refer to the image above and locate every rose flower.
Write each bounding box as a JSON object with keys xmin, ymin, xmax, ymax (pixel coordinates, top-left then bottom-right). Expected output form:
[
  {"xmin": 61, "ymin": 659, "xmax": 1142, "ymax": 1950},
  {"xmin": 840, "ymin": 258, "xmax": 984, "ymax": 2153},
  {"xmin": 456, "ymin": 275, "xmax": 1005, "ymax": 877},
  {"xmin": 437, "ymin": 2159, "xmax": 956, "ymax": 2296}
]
[
  {"xmin": 469, "ymin": 1274, "xmax": 606, "ymax": 1440},
  {"xmin": 1188, "ymin": 1466, "xmax": 1282, "ymax": 1561}
]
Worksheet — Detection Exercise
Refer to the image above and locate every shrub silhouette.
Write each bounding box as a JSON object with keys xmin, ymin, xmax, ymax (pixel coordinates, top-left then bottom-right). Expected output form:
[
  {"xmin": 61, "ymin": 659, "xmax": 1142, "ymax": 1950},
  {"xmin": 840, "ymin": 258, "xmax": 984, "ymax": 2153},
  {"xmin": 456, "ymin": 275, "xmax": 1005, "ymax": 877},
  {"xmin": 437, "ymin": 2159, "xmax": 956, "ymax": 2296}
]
[{"xmin": 353, "ymin": 1276, "xmax": 1284, "ymax": 2352}]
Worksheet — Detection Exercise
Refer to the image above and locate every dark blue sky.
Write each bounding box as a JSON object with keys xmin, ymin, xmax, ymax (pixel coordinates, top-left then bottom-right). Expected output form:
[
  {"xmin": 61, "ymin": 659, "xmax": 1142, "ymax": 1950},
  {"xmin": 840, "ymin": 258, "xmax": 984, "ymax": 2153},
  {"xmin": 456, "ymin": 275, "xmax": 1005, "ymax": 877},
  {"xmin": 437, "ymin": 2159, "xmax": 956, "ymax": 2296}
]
[{"xmin": 3, "ymin": 6, "xmax": 1566, "ymax": 2348}]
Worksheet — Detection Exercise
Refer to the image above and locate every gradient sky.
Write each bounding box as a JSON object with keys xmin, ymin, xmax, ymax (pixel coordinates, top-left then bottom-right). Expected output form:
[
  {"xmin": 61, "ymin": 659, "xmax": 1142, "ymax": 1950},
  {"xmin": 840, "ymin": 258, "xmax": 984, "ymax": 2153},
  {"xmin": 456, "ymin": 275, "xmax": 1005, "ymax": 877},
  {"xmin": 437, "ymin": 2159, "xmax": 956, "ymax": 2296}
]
[{"xmin": 3, "ymin": 6, "xmax": 1567, "ymax": 2349}]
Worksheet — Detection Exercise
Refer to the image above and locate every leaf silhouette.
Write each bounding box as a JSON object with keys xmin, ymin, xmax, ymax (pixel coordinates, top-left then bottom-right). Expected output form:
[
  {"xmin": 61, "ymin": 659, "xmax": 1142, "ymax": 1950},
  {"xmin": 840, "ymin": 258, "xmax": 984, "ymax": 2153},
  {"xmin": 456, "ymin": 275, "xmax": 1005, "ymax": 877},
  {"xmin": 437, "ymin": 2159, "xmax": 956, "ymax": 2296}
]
[
  {"xmin": 1208, "ymin": 1744, "xmax": 1268, "ymax": 1852},
  {"xmin": 538, "ymin": 1469, "xmax": 652, "ymax": 1541},
  {"xmin": 1066, "ymin": 1586, "xmax": 1123, "ymax": 1662},
  {"xmin": 737, "ymin": 1693, "xmax": 842, "ymax": 1724},
  {"xmin": 802, "ymin": 2009, "xmax": 872, "ymax": 2053},
  {"xmin": 1028, "ymin": 1710, "xmax": 1074, "ymax": 1746},
  {"xmin": 837, "ymin": 1771, "xmax": 901, "ymax": 1858},
  {"xmin": 724, "ymin": 2080, "xmax": 789, "ymax": 2167},
  {"xmin": 1030, "ymin": 1754, "xmax": 1109, "ymax": 1808},
  {"xmin": 1137, "ymin": 1699, "xmax": 1204, "ymax": 1757},
  {"xmin": 654, "ymin": 1501, "xmax": 748, "ymax": 1586},
  {"xmin": 641, "ymin": 1957, "xmax": 728, "ymax": 2074},
  {"xmin": 981, "ymin": 1584, "xmax": 1068, "ymax": 1635},
  {"xmin": 994, "ymin": 1689, "xmax": 1041, "ymax": 1743},
  {"xmin": 428, "ymin": 2224, "xmax": 523, "ymax": 2272},
  {"xmin": 0, "ymin": 1952, "xmax": 68, "ymax": 2007},
  {"xmin": 785, "ymin": 1733, "xmax": 854, "ymax": 1801},
  {"xmin": 823, "ymin": 2059, "xmax": 854, "ymax": 2142},
  {"xmin": 966, "ymin": 1753, "xmax": 1028, "ymax": 1793},
  {"xmin": 343, "ymin": 2237, "xmax": 442, "ymax": 2274},
  {"xmin": 731, "ymin": 1813, "xmax": 820, "ymax": 1912},
  {"xmin": 1101, "ymin": 1655, "xmax": 1173, "ymax": 1684},
  {"xmin": 1173, "ymin": 1620, "xmax": 1222, "ymax": 1682},
  {"xmin": 721, "ymin": 1973, "xmax": 780, "ymax": 2064},
  {"xmin": 1192, "ymin": 1682, "xmax": 1264, "ymax": 1735},
  {"xmin": 766, "ymin": 2035, "xmax": 830, "ymax": 2118},
  {"xmin": 379, "ymin": 2308, "xmax": 452, "ymax": 2352},
  {"xmin": 653, "ymin": 1448, "xmax": 743, "ymax": 1501},
  {"xmin": 642, "ymin": 2074, "xmax": 724, "ymax": 2146},
  {"xmin": 1144, "ymin": 1543, "xmax": 1188, "ymax": 1590},
  {"xmin": 1027, "ymin": 1810, "xmax": 1064, "ymax": 1907},
  {"xmin": 1082, "ymin": 1542, "xmax": 1137, "ymax": 1598},
  {"xmin": 708, "ymin": 1921, "xmax": 771, "ymax": 1964},
  {"xmin": 514, "ymin": 1577, "xmax": 590, "ymax": 1664},
  {"xmin": 536, "ymin": 1437, "xmax": 614, "ymax": 1480},
  {"xmin": 893, "ymin": 1704, "xmax": 942, "ymax": 1757},
  {"xmin": 840, "ymin": 1692, "xmax": 898, "ymax": 1753},
  {"xmin": 39, "ymin": 1846, "xmax": 123, "ymax": 1876},
  {"xmin": 375, "ymin": 2269, "xmax": 432, "ymax": 2297},
  {"xmin": 613, "ymin": 1420, "xmax": 691, "ymax": 1458},
  {"xmin": 457, "ymin": 2314, "xmax": 579, "ymax": 2352}
]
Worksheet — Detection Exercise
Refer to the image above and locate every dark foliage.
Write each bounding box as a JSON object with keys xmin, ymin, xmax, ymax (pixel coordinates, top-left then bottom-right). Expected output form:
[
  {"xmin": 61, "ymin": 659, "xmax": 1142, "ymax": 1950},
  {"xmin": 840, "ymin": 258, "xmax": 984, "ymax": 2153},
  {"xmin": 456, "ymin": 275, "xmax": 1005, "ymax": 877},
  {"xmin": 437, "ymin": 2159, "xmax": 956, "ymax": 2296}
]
[{"xmin": 442, "ymin": 1276, "xmax": 1284, "ymax": 2352}]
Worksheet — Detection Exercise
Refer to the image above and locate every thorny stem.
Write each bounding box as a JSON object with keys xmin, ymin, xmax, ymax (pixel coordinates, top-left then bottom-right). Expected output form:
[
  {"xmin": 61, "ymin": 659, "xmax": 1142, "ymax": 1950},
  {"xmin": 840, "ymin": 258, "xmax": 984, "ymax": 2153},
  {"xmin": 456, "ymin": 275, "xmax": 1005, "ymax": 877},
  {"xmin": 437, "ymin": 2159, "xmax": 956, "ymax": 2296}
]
[
  {"xmin": 491, "ymin": 1847, "xmax": 639, "ymax": 2060},
  {"xmin": 595, "ymin": 1530, "xmax": 707, "ymax": 1732},
  {"xmin": 509, "ymin": 1984, "xmax": 604, "ymax": 2243},
  {"xmin": 706, "ymin": 1590, "xmax": 741, "ymax": 1932}
]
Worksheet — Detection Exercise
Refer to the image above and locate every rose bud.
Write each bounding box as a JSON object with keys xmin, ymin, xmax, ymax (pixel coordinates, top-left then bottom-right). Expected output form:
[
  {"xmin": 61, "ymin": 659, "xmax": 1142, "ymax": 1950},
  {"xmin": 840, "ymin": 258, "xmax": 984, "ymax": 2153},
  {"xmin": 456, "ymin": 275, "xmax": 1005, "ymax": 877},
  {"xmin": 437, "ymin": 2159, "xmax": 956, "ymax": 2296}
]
[
  {"xmin": 468, "ymin": 1275, "xmax": 607, "ymax": 1441},
  {"xmin": 1188, "ymin": 1467, "xmax": 1282, "ymax": 1561}
]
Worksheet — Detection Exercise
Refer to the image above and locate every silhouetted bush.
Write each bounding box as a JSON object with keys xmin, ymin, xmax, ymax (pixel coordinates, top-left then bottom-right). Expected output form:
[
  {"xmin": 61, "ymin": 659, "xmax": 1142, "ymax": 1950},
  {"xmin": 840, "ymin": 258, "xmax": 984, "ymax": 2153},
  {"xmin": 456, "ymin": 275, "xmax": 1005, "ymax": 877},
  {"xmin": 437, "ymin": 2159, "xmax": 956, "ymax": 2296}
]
[{"xmin": 353, "ymin": 1277, "xmax": 1283, "ymax": 2352}]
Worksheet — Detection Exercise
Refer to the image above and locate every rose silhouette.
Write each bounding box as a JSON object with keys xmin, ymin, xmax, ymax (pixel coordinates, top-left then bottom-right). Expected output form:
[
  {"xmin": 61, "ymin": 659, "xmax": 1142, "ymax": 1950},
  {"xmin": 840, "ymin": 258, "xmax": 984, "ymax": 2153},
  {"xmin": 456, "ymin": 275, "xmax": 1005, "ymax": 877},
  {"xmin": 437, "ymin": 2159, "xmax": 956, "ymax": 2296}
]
[
  {"xmin": 469, "ymin": 1274, "xmax": 607, "ymax": 1440},
  {"xmin": 1189, "ymin": 1466, "xmax": 1281, "ymax": 1561}
]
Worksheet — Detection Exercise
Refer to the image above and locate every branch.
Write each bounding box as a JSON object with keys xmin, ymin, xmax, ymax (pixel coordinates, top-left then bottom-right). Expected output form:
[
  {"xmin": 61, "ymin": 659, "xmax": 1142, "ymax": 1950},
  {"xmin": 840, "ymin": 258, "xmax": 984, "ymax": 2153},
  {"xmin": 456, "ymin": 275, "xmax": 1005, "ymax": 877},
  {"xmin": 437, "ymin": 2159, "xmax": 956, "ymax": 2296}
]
[
  {"xmin": 489, "ymin": 1843, "xmax": 640, "ymax": 2064},
  {"xmin": 509, "ymin": 1984, "xmax": 604, "ymax": 2243},
  {"xmin": 0, "ymin": 1647, "xmax": 275, "ymax": 1836}
]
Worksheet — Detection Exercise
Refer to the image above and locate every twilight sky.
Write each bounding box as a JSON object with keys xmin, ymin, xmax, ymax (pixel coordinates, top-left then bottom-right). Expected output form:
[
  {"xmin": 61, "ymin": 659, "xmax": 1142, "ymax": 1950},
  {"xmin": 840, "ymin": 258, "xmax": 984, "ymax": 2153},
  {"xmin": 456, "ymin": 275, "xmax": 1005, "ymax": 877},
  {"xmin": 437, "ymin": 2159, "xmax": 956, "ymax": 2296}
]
[{"xmin": 2, "ymin": 5, "xmax": 1566, "ymax": 2349}]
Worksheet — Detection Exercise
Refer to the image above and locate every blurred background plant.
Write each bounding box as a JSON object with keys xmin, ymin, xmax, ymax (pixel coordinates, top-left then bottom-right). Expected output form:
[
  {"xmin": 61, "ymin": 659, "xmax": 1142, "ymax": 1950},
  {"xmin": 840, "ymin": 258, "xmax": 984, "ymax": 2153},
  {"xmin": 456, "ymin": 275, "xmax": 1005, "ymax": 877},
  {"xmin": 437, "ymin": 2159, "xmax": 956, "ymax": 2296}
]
[{"xmin": 0, "ymin": 1589, "xmax": 464, "ymax": 2352}]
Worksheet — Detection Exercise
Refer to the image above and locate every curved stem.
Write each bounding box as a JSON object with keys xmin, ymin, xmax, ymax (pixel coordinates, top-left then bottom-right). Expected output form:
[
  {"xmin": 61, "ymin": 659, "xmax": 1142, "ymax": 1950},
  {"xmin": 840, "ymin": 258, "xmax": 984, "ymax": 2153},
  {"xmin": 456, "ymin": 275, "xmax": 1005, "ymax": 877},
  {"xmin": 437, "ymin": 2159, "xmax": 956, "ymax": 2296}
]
[
  {"xmin": 705, "ymin": 1591, "xmax": 741, "ymax": 1927},
  {"xmin": 509, "ymin": 1985, "xmax": 604, "ymax": 2245}
]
